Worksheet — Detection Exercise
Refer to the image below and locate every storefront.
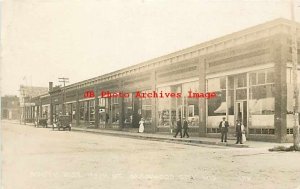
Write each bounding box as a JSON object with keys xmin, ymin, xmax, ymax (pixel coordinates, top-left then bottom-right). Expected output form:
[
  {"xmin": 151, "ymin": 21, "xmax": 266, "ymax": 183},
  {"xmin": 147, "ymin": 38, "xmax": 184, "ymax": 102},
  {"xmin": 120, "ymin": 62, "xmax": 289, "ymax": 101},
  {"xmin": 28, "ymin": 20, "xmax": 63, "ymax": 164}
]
[
  {"xmin": 30, "ymin": 18, "xmax": 300, "ymax": 142},
  {"xmin": 78, "ymin": 98, "xmax": 95, "ymax": 126},
  {"xmin": 157, "ymin": 79, "xmax": 200, "ymax": 133},
  {"xmin": 206, "ymin": 68, "xmax": 275, "ymax": 139}
]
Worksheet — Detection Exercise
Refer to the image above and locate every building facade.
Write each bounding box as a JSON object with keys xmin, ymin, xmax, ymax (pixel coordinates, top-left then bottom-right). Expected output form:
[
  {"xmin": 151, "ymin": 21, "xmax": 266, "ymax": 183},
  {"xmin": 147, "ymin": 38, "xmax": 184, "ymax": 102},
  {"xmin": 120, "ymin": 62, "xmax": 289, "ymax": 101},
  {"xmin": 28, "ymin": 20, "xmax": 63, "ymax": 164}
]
[
  {"xmin": 28, "ymin": 18, "xmax": 300, "ymax": 142},
  {"xmin": 19, "ymin": 85, "xmax": 48, "ymax": 123},
  {"xmin": 1, "ymin": 96, "xmax": 20, "ymax": 120}
]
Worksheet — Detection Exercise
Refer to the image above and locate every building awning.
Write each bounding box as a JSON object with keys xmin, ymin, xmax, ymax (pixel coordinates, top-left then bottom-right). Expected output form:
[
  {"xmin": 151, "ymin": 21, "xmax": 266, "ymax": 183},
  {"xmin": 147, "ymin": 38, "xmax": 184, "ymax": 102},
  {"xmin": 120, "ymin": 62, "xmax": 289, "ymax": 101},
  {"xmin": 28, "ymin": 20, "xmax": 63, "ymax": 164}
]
[
  {"xmin": 249, "ymin": 98, "xmax": 274, "ymax": 114},
  {"xmin": 214, "ymin": 102, "xmax": 226, "ymax": 114}
]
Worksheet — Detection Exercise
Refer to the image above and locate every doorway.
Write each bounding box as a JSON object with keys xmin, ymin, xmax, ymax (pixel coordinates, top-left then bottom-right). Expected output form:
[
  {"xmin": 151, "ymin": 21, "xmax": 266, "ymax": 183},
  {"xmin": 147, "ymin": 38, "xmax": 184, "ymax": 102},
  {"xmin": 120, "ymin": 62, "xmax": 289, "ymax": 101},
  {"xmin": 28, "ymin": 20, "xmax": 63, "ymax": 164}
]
[{"xmin": 236, "ymin": 101, "xmax": 247, "ymax": 127}]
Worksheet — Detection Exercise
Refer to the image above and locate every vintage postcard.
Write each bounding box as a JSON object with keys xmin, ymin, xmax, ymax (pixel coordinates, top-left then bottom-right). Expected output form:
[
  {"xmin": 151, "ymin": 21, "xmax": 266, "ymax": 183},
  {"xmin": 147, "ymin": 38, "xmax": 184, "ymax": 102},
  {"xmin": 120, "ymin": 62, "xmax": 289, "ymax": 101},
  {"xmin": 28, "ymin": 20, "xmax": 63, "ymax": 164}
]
[{"xmin": 1, "ymin": 0, "xmax": 300, "ymax": 188}]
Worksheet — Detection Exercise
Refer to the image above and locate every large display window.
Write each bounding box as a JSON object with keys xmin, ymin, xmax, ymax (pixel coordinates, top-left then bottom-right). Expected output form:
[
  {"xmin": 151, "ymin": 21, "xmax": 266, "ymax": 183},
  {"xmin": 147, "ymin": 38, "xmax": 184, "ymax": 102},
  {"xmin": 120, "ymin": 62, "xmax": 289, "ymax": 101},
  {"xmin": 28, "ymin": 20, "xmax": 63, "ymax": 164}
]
[
  {"xmin": 249, "ymin": 69, "xmax": 275, "ymax": 129},
  {"xmin": 98, "ymin": 97, "xmax": 107, "ymax": 125},
  {"xmin": 141, "ymin": 96, "xmax": 152, "ymax": 125},
  {"xmin": 157, "ymin": 86, "xmax": 171, "ymax": 127},
  {"xmin": 207, "ymin": 77, "xmax": 226, "ymax": 129},
  {"xmin": 89, "ymin": 100, "xmax": 95, "ymax": 125},
  {"xmin": 111, "ymin": 98, "xmax": 120, "ymax": 124},
  {"xmin": 157, "ymin": 81, "xmax": 200, "ymax": 128},
  {"xmin": 182, "ymin": 81, "xmax": 199, "ymax": 126},
  {"xmin": 124, "ymin": 93, "xmax": 133, "ymax": 125},
  {"xmin": 71, "ymin": 102, "xmax": 76, "ymax": 124},
  {"xmin": 79, "ymin": 101, "xmax": 85, "ymax": 121}
]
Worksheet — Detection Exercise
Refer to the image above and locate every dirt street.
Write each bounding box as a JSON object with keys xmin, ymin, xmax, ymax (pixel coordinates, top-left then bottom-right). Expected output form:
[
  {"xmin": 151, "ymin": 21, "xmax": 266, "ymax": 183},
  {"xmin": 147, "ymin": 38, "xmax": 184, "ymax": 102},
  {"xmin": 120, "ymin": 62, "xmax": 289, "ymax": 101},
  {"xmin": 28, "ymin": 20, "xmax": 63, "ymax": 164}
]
[{"xmin": 1, "ymin": 121, "xmax": 300, "ymax": 189}]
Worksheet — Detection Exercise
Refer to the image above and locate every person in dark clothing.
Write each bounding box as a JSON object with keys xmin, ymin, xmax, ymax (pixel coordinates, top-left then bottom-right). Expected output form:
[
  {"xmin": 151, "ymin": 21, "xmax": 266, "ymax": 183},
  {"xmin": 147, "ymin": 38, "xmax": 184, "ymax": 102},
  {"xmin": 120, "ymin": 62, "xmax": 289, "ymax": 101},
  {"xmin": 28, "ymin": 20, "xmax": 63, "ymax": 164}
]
[
  {"xmin": 182, "ymin": 117, "xmax": 189, "ymax": 138},
  {"xmin": 235, "ymin": 120, "xmax": 244, "ymax": 144},
  {"xmin": 219, "ymin": 117, "xmax": 229, "ymax": 142},
  {"xmin": 173, "ymin": 118, "xmax": 182, "ymax": 138},
  {"xmin": 105, "ymin": 113, "xmax": 109, "ymax": 124}
]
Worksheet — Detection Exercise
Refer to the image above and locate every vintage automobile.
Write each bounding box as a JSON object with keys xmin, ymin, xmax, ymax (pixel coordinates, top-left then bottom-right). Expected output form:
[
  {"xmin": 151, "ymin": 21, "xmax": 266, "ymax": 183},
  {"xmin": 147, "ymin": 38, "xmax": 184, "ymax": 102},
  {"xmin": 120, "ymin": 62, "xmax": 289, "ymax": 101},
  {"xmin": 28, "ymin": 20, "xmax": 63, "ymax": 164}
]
[
  {"xmin": 52, "ymin": 115, "xmax": 71, "ymax": 131},
  {"xmin": 34, "ymin": 117, "xmax": 48, "ymax": 128}
]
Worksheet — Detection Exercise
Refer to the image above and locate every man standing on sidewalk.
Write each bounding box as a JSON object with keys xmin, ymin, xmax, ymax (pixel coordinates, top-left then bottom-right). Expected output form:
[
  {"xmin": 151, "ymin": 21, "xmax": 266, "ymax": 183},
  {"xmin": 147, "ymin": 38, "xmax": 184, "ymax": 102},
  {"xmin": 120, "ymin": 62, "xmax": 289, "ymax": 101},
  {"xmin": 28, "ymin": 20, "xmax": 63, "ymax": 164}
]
[
  {"xmin": 182, "ymin": 117, "xmax": 189, "ymax": 138},
  {"xmin": 219, "ymin": 117, "xmax": 229, "ymax": 142},
  {"xmin": 173, "ymin": 118, "xmax": 182, "ymax": 138},
  {"xmin": 235, "ymin": 120, "xmax": 243, "ymax": 144}
]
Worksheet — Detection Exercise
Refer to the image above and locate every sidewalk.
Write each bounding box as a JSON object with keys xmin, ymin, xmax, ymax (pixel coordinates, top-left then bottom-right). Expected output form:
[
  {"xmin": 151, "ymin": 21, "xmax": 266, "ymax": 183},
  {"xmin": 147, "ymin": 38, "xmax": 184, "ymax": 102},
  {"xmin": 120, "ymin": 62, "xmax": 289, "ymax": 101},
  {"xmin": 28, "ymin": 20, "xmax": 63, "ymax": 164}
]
[
  {"xmin": 1, "ymin": 120, "xmax": 291, "ymax": 149},
  {"xmin": 71, "ymin": 127, "xmax": 289, "ymax": 149}
]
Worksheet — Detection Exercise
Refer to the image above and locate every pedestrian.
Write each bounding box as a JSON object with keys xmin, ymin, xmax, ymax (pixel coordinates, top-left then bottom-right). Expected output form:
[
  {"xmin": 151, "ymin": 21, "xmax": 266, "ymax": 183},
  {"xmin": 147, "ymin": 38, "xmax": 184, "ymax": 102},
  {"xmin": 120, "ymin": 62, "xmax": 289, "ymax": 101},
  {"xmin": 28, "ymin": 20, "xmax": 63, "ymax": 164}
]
[
  {"xmin": 183, "ymin": 117, "xmax": 189, "ymax": 138},
  {"xmin": 219, "ymin": 117, "xmax": 229, "ymax": 142},
  {"xmin": 173, "ymin": 118, "xmax": 182, "ymax": 138},
  {"xmin": 235, "ymin": 120, "xmax": 243, "ymax": 144},
  {"xmin": 241, "ymin": 125, "xmax": 246, "ymax": 143},
  {"xmin": 105, "ymin": 113, "xmax": 109, "ymax": 124},
  {"xmin": 138, "ymin": 118, "xmax": 145, "ymax": 133}
]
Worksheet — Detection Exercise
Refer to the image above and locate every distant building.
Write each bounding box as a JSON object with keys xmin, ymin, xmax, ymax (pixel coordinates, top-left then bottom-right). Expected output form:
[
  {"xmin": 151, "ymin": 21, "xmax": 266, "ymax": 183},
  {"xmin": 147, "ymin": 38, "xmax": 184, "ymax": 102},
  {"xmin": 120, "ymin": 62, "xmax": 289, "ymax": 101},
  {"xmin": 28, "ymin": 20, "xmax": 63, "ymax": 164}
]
[
  {"xmin": 1, "ymin": 96, "xmax": 20, "ymax": 120},
  {"xmin": 19, "ymin": 85, "xmax": 48, "ymax": 123}
]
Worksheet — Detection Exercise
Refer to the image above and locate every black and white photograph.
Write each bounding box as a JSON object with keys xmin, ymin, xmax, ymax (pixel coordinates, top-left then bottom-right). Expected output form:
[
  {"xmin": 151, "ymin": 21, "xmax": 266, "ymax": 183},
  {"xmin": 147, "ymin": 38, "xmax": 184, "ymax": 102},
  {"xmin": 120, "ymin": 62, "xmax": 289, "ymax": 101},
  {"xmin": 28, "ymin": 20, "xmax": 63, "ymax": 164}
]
[{"xmin": 1, "ymin": 0, "xmax": 300, "ymax": 188}]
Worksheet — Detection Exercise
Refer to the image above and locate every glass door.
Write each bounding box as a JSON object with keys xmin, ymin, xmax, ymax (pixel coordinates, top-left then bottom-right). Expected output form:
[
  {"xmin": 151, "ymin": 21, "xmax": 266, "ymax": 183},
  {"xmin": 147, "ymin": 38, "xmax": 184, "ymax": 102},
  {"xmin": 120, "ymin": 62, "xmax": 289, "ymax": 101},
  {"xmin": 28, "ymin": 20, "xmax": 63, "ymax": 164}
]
[{"xmin": 236, "ymin": 101, "xmax": 247, "ymax": 127}]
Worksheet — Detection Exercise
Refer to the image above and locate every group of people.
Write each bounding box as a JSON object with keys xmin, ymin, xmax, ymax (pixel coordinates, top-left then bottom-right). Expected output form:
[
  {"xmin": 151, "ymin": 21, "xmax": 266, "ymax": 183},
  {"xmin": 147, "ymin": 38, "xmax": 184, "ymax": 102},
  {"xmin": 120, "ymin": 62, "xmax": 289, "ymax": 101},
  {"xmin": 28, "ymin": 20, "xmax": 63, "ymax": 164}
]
[
  {"xmin": 173, "ymin": 117, "xmax": 189, "ymax": 138},
  {"xmin": 139, "ymin": 116, "xmax": 246, "ymax": 144},
  {"xmin": 219, "ymin": 117, "xmax": 246, "ymax": 144},
  {"xmin": 171, "ymin": 116, "xmax": 245, "ymax": 144}
]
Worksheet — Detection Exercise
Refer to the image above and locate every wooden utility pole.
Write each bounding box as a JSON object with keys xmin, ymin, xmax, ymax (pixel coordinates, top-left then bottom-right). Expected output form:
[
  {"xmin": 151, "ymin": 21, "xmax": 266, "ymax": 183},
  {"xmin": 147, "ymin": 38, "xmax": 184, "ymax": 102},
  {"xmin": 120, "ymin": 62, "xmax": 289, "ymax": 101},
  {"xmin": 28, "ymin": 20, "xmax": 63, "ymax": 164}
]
[
  {"xmin": 58, "ymin": 77, "xmax": 69, "ymax": 115},
  {"xmin": 19, "ymin": 88, "xmax": 27, "ymax": 125},
  {"xmin": 291, "ymin": 0, "xmax": 300, "ymax": 150}
]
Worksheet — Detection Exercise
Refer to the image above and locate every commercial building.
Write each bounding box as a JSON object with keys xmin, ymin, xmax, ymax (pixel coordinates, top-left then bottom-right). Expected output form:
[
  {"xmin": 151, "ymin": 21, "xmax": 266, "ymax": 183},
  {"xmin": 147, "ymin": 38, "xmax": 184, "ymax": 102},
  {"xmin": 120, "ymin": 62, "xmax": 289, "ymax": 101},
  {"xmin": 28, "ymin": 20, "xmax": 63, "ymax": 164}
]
[
  {"xmin": 19, "ymin": 85, "xmax": 48, "ymax": 123},
  {"xmin": 29, "ymin": 18, "xmax": 300, "ymax": 142},
  {"xmin": 1, "ymin": 95, "xmax": 20, "ymax": 120}
]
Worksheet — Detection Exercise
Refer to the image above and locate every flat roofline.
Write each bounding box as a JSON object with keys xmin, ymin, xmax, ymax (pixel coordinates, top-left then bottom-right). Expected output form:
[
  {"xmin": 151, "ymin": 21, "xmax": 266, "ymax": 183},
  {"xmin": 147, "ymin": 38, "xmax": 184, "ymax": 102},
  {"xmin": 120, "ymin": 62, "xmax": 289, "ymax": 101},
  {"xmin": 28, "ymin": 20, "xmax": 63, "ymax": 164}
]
[{"xmin": 60, "ymin": 18, "xmax": 300, "ymax": 90}]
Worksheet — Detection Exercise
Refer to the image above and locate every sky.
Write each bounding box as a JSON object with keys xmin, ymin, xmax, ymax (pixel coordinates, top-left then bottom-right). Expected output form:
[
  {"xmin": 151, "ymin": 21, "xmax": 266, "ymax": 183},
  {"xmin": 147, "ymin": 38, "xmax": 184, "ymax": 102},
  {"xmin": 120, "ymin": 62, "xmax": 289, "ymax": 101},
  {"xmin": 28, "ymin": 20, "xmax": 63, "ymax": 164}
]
[{"xmin": 1, "ymin": 0, "xmax": 300, "ymax": 96}]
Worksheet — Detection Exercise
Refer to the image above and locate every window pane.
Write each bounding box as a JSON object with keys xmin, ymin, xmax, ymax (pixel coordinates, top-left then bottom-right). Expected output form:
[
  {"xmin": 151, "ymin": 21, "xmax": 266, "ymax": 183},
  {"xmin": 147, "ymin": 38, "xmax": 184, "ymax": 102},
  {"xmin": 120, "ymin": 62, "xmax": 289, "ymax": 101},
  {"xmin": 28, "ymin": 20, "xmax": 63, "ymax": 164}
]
[
  {"xmin": 111, "ymin": 98, "xmax": 119, "ymax": 124},
  {"xmin": 237, "ymin": 74, "xmax": 247, "ymax": 88},
  {"xmin": 80, "ymin": 102, "xmax": 84, "ymax": 121},
  {"xmin": 208, "ymin": 78, "xmax": 221, "ymax": 91},
  {"xmin": 124, "ymin": 93, "xmax": 133, "ymax": 125},
  {"xmin": 207, "ymin": 78, "xmax": 226, "ymax": 116},
  {"xmin": 157, "ymin": 86, "xmax": 170, "ymax": 127},
  {"xmin": 266, "ymin": 70, "xmax": 274, "ymax": 83},
  {"xmin": 220, "ymin": 77, "xmax": 226, "ymax": 90},
  {"xmin": 182, "ymin": 81, "xmax": 199, "ymax": 94},
  {"xmin": 141, "ymin": 90, "xmax": 152, "ymax": 125},
  {"xmin": 98, "ymin": 98, "xmax": 106, "ymax": 125},
  {"xmin": 250, "ymin": 73, "xmax": 256, "ymax": 86},
  {"xmin": 257, "ymin": 72, "xmax": 265, "ymax": 84},
  {"xmin": 236, "ymin": 89, "xmax": 247, "ymax": 100},
  {"xmin": 228, "ymin": 76, "xmax": 234, "ymax": 89},
  {"xmin": 84, "ymin": 101, "xmax": 89, "ymax": 122},
  {"xmin": 249, "ymin": 85, "xmax": 275, "ymax": 115},
  {"xmin": 89, "ymin": 100, "xmax": 95, "ymax": 124},
  {"xmin": 228, "ymin": 90, "xmax": 234, "ymax": 115}
]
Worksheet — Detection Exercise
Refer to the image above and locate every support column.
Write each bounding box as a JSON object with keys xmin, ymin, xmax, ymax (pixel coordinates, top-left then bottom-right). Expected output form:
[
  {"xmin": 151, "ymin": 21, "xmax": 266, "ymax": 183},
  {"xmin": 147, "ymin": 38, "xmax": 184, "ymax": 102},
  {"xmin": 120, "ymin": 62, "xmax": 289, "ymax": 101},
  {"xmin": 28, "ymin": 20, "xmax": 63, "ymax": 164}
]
[
  {"xmin": 150, "ymin": 71, "xmax": 157, "ymax": 133},
  {"xmin": 119, "ymin": 97, "xmax": 125, "ymax": 130},
  {"xmin": 273, "ymin": 34, "xmax": 288, "ymax": 142},
  {"xmin": 108, "ymin": 98, "xmax": 112, "ymax": 127},
  {"xmin": 119, "ymin": 81, "xmax": 125, "ymax": 130},
  {"xmin": 199, "ymin": 58, "xmax": 207, "ymax": 137},
  {"xmin": 50, "ymin": 96, "xmax": 53, "ymax": 125},
  {"xmin": 40, "ymin": 98, "xmax": 42, "ymax": 118},
  {"xmin": 76, "ymin": 89, "xmax": 80, "ymax": 126},
  {"xmin": 95, "ymin": 87, "xmax": 99, "ymax": 128}
]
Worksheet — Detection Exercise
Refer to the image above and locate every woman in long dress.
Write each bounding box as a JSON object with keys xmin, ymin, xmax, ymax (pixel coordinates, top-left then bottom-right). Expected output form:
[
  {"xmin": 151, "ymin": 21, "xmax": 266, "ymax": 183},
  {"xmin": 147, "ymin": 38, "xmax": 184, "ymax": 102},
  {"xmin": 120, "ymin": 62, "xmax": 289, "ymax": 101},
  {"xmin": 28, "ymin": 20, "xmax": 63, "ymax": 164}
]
[
  {"xmin": 139, "ymin": 118, "xmax": 145, "ymax": 133},
  {"xmin": 241, "ymin": 124, "xmax": 246, "ymax": 143}
]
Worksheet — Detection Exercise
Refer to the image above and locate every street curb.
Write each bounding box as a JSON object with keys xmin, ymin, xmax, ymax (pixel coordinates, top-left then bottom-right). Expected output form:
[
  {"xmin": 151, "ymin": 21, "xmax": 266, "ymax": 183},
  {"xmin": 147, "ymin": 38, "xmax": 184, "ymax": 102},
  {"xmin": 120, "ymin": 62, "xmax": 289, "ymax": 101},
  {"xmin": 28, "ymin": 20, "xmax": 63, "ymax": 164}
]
[{"xmin": 71, "ymin": 128, "xmax": 249, "ymax": 148}]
